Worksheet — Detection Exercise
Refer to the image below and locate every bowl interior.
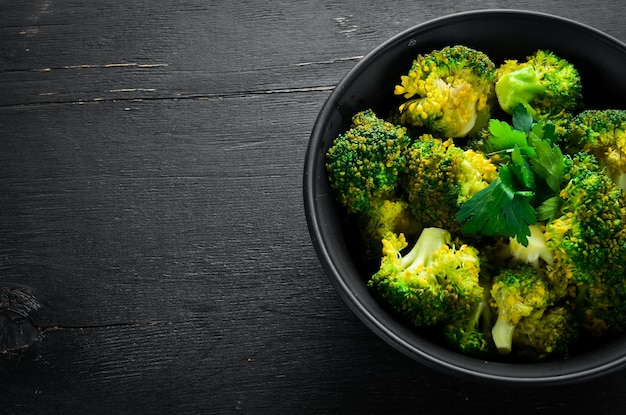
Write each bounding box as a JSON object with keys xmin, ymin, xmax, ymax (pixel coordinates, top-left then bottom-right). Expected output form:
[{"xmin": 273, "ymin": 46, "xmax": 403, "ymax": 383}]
[{"xmin": 304, "ymin": 9, "xmax": 626, "ymax": 384}]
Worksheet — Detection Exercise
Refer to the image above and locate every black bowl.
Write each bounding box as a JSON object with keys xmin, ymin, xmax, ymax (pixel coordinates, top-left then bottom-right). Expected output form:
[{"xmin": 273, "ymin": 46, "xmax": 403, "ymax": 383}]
[{"xmin": 303, "ymin": 9, "xmax": 626, "ymax": 384}]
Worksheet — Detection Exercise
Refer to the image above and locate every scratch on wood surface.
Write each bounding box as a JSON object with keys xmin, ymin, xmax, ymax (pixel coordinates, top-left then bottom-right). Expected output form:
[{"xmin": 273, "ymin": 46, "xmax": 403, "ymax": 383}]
[
  {"xmin": 250, "ymin": 86, "xmax": 334, "ymax": 95},
  {"xmin": 334, "ymin": 16, "xmax": 358, "ymax": 37},
  {"xmin": 292, "ymin": 56, "xmax": 363, "ymax": 67},
  {"xmin": 184, "ymin": 85, "xmax": 336, "ymax": 101},
  {"xmin": 41, "ymin": 321, "xmax": 154, "ymax": 331},
  {"xmin": 37, "ymin": 63, "xmax": 169, "ymax": 72},
  {"xmin": 105, "ymin": 63, "xmax": 168, "ymax": 69},
  {"xmin": 6, "ymin": 84, "xmax": 334, "ymax": 108},
  {"xmin": 223, "ymin": 140, "xmax": 267, "ymax": 151},
  {"xmin": 109, "ymin": 88, "xmax": 157, "ymax": 93},
  {"xmin": 3, "ymin": 86, "xmax": 335, "ymax": 108}
]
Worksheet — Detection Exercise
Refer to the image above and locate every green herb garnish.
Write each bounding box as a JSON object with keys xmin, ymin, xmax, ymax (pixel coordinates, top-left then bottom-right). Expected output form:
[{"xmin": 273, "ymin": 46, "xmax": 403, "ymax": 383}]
[{"xmin": 455, "ymin": 105, "xmax": 566, "ymax": 245}]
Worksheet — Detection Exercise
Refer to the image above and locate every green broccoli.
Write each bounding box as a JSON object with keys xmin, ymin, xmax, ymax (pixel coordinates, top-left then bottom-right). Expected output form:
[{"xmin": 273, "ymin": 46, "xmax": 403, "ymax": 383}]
[
  {"xmin": 326, "ymin": 109, "xmax": 411, "ymax": 214},
  {"xmin": 394, "ymin": 45, "xmax": 497, "ymax": 138},
  {"xmin": 367, "ymin": 228, "xmax": 483, "ymax": 328},
  {"xmin": 355, "ymin": 199, "xmax": 420, "ymax": 259},
  {"xmin": 490, "ymin": 264, "xmax": 555, "ymax": 354},
  {"xmin": 442, "ymin": 283, "xmax": 496, "ymax": 358},
  {"xmin": 544, "ymin": 152, "xmax": 626, "ymax": 337},
  {"xmin": 324, "ymin": 44, "xmax": 626, "ymax": 362},
  {"xmin": 511, "ymin": 306, "xmax": 578, "ymax": 361},
  {"xmin": 564, "ymin": 109, "xmax": 626, "ymax": 189},
  {"xmin": 326, "ymin": 109, "xmax": 416, "ymax": 257},
  {"xmin": 495, "ymin": 49, "xmax": 582, "ymax": 135},
  {"xmin": 403, "ymin": 134, "xmax": 498, "ymax": 235}
]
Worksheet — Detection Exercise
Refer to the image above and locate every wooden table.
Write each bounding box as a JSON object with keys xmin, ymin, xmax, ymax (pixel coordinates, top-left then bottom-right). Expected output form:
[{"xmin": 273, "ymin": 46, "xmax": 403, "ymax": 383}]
[{"xmin": 2, "ymin": 1, "xmax": 626, "ymax": 413}]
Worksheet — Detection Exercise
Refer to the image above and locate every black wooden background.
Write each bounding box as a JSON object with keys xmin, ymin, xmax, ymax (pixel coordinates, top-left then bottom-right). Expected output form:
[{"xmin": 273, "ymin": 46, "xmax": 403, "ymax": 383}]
[{"xmin": 2, "ymin": 1, "xmax": 626, "ymax": 413}]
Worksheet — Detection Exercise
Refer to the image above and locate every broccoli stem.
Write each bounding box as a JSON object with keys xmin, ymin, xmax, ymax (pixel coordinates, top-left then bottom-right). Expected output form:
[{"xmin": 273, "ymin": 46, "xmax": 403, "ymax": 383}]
[
  {"xmin": 465, "ymin": 296, "xmax": 488, "ymax": 335},
  {"xmin": 492, "ymin": 311, "xmax": 516, "ymax": 354},
  {"xmin": 400, "ymin": 227, "xmax": 451, "ymax": 271},
  {"xmin": 612, "ymin": 172, "xmax": 626, "ymax": 191},
  {"xmin": 508, "ymin": 223, "xmax": 554, "ymax": 268}
]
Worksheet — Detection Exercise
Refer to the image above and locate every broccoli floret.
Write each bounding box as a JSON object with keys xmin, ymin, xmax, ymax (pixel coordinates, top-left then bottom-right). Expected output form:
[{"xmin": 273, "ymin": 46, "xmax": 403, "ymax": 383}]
[
  {"xmin": 495, "ymin": 50, "xmax": 582, "ymax": 135},
  {"xmin": 367, "ymin": 228, "xmax": 483, "ymax": 328},
  {"xmin": 403, "ymin": 134, "xmax": 497, "ymax": 235},
  {"xmin": 564, "ymin": 109, "xmax": 626, "ymax": 189},
  {"xmin": 394, "ymin": 45, "xmax": 497, "ymax": 138},
  {"xmin": 490, "ymin": 264, "xmax": 555, "ymax": 354},
  {"xmin": 356, "ymin": 199, "xmax": 420, "ymax": 259},
  {"xmin": 326, "ymin": 109, "xmax": 416, "ymax": 258},
  {"xmin": 512, "ymin": 306, "xmax": 578, "ymax": 361},
  {"xmin": 442, "ymin": 283, "xmax": 496, "ymax": 358},
  {"xmin": 326, "ymin": 109, "xmax": 411, "ymax": 215},
  {"xmin": 324, "ymin": 46, "xmax": 626, "ymax": 362},
  {"xmin": 544, "ymin": 152, "xmax": 626, "ymax": 336}
]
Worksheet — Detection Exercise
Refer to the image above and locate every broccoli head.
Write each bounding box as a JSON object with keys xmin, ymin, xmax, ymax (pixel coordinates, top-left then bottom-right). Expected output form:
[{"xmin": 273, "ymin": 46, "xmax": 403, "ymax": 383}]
[
  {"xmin": 326, "ymin": 110, "xmax": 417, "ymax": 259},
  {"xmin": 394, "ymin": 45, "xmax": 497, "ymax": 138},
  {"xmin": 326, "ymin": 109, "xmax": 411, "ymax": 215},
  {"xmin": 355, "ymin": 198, "xmax": 419, "ymax": 260},
  {"xmin": 564, "ymin": 109, "xmax": 626, "ymax": 188},
  {"xmin": 490, "ymin": 264, "xmax": 555, "ymax": 354},
  {"xmin": 367, "ymin": 228, "xmax": 484, "ymax": 328},
  {"xmin": 511, "ymin": 306, "xmax": 578, "ymax": 361},
  {"xmin": 403, "ymin": 134, "xmax": 497, "ymax": 235},
  {"xmin": 442, "ymin": 283, "xmax": 496, "ymax": 358},
  {"xmin": 544, "ymin": 152, "xmax": 626, "ymax": 336},
  {"xmin": 495, "ymin": 49, "xmax": 582, "ymax": 134}
]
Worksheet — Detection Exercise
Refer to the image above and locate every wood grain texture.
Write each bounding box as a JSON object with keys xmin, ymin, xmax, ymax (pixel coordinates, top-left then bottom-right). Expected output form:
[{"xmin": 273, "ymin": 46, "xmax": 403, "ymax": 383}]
[{"xmin": 2, "ymin": 0, "xmax": 626, "ymax": 413}]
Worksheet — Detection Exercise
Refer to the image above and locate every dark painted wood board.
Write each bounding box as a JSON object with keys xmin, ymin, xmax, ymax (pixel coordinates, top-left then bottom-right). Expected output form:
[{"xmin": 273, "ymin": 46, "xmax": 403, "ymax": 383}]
[{"xmin": 2, "ymin": 0, "xmax": 626, "ymax": 413}]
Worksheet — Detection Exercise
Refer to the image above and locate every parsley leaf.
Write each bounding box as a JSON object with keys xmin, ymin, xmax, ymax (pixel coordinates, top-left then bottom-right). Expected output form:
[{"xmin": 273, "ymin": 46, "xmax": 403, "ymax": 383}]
[
  {"xmin": 529, "ymin": 119, "xmax": 558, "ymax": 145},
  {"xmin": 512, "ymin": 104, "xmax": 534, "ymax": 133},
  {"xmin": 509, "ymin": 147, "xmax": 535, "ymax": 190},
  {"xmin": 455, "ymin": 106, "xmax": 567, "ymax": 246},
  {"xmin": 487, "ymin": 119, "xmax": 528, "ymax": 151},
  {"xmin": 456, "ymin": 178, "xmax": 510, "ymax": 235},
  {"xmin": 455, "ymin": 167, "xmax": 536, "ymax": 245},
  {"xmin": 536, "ymin": 196, "xmax": 562, "ymax": 222},
  {"xmin": 527, "ymin": 136, "xmax": 566, "ymax": 193}
]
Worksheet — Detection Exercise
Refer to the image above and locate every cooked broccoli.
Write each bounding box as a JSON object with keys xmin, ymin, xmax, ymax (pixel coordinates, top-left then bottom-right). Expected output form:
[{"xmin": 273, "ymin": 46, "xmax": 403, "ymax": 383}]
[
  {"xmin": 495, "ymin": 49, "xmax": 582, "ymax": 134},
  {"xmin": 355, "ymin": 199, "xmax": 420, "ymax": 259},
  {"xmin": 324, "ymin": 44, "xmax": 626, "ymax": 362},
  {"xmin": 490, "ymin": 264, "xmax": 555, "ymax": 354},
  {"xmin": 367, "ymin": 228, "xmax": 483, "ymax": 328},
  {"xmin": 442, "ymin": 283, "xmax": 496, "ymax": 358},
  {"xmin": 511, "ymin": 305, "xmax": 578, "ymax": 361},
  {"xmin": 544, "ymin": 152, "xmax": 626, "ymax": 337},
  {"xmin": 326, "ymin": 109, "xmax": 411, "ymax": 214},
  {"xmin": 564, "ymin": 109, "xmax": 626, "ymax": 189},
  {"xmin": 394, "ymin": 45, "xmax": 497, "ymax": 138},
  {"xmin": 326, "ymin": 109, "xmax": 416, "ymax": 257},
  {"xmin": 403, "ymin": 134, "xmax": 497, "ymax": 235}
]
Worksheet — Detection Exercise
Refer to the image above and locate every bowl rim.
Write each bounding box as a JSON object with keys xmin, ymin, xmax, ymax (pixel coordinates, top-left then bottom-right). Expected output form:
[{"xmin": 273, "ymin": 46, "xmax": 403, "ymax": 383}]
[{"xmin": 303, "ymin": 8, "xmax": 626, "ymax": 384}]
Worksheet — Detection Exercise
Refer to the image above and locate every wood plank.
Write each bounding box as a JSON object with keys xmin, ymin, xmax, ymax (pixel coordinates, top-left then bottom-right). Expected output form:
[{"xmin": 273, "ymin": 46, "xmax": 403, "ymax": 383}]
[
  {"xmin": 0, "ymin": 92, "xmax": 326, "ymax": 328},
  {"xmin": 4, "ymin": 2, "xmax": 626, "ymax": 106}
]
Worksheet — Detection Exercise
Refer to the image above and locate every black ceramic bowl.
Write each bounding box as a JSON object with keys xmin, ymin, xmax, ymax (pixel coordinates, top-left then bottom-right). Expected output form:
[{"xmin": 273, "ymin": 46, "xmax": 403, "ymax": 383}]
[{"xmin": 304, "ymin": 9, "xmax": 626, "ymax": 384}]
